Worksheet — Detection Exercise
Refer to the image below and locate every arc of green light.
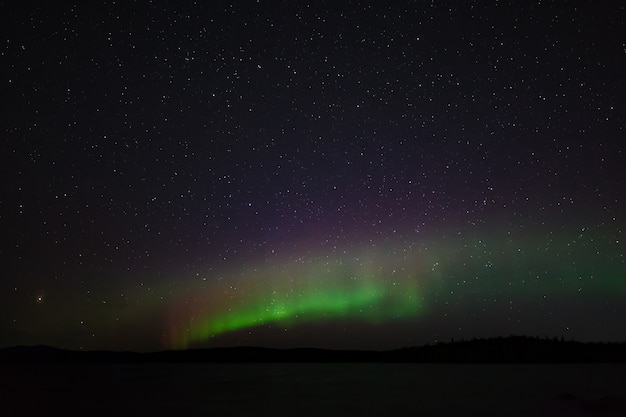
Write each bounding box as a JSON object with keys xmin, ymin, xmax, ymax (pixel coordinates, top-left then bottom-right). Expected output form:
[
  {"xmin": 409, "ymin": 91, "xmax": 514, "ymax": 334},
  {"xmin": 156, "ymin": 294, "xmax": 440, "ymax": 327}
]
[{"xmin": 184, "ymin": 283, "xmax": 421, "ymax": 346}]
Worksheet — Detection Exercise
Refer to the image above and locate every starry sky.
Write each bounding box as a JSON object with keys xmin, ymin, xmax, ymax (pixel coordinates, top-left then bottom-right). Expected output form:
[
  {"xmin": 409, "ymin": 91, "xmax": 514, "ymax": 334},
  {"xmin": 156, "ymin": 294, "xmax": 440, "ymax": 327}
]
[{"xmin": 2, "ymin": 1, "xmax": 625, "ymax": 352}]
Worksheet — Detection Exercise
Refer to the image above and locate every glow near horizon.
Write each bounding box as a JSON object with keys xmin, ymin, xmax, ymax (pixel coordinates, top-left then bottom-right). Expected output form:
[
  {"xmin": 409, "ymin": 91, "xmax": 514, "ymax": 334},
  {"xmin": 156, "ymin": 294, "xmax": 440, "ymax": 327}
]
[
  {"xmin": 174, "ymin": 279, "xmax": 423, "ymax": 349},
  {"xmin": 169, "ymin": 225, "xmax": 625, "ymax": 349}
]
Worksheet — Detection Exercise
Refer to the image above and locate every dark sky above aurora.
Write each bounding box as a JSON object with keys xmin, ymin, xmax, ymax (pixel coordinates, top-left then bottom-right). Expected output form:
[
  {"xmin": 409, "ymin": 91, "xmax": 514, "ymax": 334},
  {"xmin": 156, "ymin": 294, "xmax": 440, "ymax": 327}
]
[{"xmin": 1, "ymin": 1, "xmax": 625, "ymax": 352}]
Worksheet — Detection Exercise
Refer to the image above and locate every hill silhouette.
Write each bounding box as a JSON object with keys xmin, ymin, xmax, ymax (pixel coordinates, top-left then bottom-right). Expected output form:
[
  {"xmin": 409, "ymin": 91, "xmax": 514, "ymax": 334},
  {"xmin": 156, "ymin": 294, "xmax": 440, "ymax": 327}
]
[{"xmin": 2, "ymin": 336, "xmax": 625, "ymax": 363}]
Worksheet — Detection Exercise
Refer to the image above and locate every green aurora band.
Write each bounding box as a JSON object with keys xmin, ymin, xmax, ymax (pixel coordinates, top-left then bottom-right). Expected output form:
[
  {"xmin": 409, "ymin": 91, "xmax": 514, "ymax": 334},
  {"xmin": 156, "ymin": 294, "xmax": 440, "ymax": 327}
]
[
  {"xmin": 181, "ymin": 282, "xmax": 421, "ymax": 348},
  {"xmin": 171, "ymin": 224, "xmax": 625, "ymax": 349}
]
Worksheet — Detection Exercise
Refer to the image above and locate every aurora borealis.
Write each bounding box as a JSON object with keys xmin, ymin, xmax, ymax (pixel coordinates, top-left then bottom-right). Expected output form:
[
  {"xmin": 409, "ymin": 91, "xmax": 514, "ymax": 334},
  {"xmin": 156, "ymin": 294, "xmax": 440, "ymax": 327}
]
[
  {"xmin": 171, "ymin": 245, "xmax": 425, "ymax": 349},
  {"xmin": 2, "ymin": 2, "xmax": 625, "ymax": 352},
  {"xmin": 166, "ymin": 222, "xmax": 625, "ymax": 349}
]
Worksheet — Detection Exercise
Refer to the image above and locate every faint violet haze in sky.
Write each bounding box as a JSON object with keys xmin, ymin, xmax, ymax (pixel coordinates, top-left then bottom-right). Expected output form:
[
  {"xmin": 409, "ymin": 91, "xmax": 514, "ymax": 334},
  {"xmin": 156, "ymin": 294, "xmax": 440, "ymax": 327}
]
[{"xmin": 2, "ymin": 1, "xmax": 625, "ymax": 351}]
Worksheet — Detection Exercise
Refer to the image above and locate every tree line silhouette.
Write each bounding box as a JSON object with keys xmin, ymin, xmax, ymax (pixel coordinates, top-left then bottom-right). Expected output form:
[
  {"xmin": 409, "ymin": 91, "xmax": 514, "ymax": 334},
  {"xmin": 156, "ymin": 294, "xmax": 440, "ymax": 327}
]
[{"xmin": 2, "ymin": 335, "xmax": 625, "ymax": 363}]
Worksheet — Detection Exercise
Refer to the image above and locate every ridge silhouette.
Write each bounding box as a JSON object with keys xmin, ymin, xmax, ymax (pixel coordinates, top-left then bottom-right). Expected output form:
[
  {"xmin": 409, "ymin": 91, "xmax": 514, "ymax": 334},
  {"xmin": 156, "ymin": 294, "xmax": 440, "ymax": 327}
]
[{"xmin": 2, "ymin": 335, "xmax": 625, "ymax": 363}]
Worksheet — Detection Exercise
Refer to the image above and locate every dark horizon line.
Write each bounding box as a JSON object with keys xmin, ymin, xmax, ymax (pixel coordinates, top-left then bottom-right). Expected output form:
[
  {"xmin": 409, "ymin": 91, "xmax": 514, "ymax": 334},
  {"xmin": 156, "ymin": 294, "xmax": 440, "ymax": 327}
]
[
  {"xmin": 5, "ymin": 334, "xmax": 626, "ymax": 353},
  {"xmin": 3, "ymin": 335, "xmax": 626, "ymax": 363},
  {"xmin": 4, "ymin": 333, "xmax": 626, "ymax": 353}
]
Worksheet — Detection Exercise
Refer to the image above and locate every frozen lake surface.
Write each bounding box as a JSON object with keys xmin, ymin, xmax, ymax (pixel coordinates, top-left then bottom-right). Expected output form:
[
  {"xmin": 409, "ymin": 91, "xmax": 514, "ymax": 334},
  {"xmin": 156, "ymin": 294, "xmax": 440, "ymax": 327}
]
[{"xmin": 3, "ymin": 363, "xmax": 626, "ymax": 416}]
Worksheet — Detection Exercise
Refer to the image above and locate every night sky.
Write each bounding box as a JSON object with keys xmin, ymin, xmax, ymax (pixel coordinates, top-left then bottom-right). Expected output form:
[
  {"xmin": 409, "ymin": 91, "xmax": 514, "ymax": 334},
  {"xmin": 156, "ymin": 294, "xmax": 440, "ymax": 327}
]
[{"xmin": 2, "ymin": 1, "xmax": 625, "ymax": 352}]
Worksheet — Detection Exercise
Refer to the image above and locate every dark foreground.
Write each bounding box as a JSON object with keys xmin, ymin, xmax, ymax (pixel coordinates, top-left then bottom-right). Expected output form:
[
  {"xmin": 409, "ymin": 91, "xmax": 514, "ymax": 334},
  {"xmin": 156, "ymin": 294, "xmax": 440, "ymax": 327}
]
[{"xmin": 3, "ymin": 363, "xmax": 626, "ymax": 417}]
